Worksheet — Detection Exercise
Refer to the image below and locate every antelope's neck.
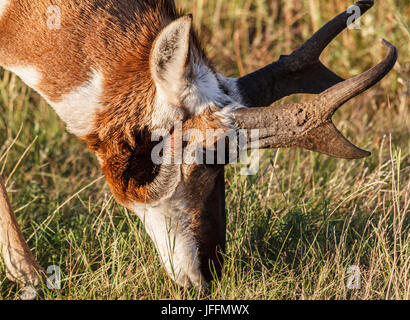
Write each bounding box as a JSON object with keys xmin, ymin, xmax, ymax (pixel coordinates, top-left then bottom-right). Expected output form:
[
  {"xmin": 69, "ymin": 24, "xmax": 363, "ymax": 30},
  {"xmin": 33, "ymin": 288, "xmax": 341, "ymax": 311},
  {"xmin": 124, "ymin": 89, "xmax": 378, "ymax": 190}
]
[
  {"xmin": 0, "ymin": 0, "xmax": 178, "ymax": 201},
  {"xmin": 0, "ymin": 0, "xmax": 178, "ymax": 135}
]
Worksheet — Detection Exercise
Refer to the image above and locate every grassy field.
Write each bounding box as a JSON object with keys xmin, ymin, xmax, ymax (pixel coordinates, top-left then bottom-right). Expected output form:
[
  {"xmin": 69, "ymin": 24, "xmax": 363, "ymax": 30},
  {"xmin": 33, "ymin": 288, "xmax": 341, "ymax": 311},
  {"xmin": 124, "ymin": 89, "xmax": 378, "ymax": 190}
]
[{"xmin": 0, "ymin": 0, "xmax": 408, "ymax": 300}]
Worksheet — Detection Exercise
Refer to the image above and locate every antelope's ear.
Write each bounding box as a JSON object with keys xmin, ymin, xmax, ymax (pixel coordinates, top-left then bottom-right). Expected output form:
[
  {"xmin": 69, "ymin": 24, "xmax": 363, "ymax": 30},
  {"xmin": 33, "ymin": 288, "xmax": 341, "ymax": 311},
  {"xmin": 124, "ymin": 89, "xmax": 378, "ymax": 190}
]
[{"xmin": 150, "ymin": 15, "xmax": 193, "ymax": 105}]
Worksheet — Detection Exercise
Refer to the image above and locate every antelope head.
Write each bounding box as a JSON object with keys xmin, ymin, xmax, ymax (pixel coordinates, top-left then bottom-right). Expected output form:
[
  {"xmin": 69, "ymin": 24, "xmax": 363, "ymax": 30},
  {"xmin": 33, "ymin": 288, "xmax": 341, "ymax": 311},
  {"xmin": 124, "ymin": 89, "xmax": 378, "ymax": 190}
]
[{"xmin": 142, "ymin": 0, "xmax": 397, "ymax": 288}]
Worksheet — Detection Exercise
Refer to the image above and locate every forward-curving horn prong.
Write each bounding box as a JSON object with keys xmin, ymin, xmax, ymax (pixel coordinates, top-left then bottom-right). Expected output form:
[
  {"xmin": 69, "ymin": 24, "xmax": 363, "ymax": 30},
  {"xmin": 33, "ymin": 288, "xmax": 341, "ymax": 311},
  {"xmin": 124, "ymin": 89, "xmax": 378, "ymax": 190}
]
[
  {"xmin": 236, "ymin": 1, "xmax": 375, "ymax": 107},
  {"xmin": 320, "ymin": 39, "xmax": 398, "ymax": 118},
  {"xmin": 232, "ymin": 40, "xmax": 398, "ymax": 159}
]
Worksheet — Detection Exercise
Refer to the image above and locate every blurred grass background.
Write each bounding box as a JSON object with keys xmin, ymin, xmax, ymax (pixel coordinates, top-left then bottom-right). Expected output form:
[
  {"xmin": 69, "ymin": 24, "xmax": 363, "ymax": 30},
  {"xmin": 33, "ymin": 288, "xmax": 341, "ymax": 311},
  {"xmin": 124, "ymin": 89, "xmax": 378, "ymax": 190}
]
[{"xmin": 0, "ymin": 0, "xmax": 408, "ymax": 299}]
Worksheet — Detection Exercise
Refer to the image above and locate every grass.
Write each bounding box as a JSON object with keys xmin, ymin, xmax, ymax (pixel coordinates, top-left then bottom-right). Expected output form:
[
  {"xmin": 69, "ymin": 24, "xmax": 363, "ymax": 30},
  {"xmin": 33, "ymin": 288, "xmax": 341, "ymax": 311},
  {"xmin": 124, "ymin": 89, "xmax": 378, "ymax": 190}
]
[{"xmin": 0, "ymin": 0, "xmax": 409, "ymax": 300}]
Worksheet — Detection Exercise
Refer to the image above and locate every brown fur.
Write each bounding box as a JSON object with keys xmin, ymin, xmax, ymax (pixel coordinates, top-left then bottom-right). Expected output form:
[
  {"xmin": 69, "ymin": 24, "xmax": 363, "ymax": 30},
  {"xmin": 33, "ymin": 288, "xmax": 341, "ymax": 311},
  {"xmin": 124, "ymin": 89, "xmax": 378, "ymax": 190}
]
[
  {"xmin": 0, "ymin": 0, "xmax": 209, "ymax": 203},
  {"xmin": 0, "ymin": 0, "xmax": 227, "ymax": 285}
]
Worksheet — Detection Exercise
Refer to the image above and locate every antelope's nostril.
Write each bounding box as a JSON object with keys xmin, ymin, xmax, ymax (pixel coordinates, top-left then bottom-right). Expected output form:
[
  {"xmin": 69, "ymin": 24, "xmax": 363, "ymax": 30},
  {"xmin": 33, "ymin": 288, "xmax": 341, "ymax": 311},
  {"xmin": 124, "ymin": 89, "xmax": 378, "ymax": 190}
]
[{"xmin": 164, "ymin": 263, "xmax": 209, "ymax": 289}]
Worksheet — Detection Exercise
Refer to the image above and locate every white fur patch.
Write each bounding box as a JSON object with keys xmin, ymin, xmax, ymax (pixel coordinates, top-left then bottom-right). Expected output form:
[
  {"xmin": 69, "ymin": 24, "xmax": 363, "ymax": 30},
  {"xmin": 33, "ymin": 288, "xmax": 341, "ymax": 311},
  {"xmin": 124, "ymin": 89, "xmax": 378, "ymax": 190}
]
[
  {"xmin": 132, "ymin": 201, "xmax": 206, "ymax": 288},
  {"xmin": 150, "ymin": 95, "xmax": 184, "ymax": 130},
  {"xmin": 6, "ymin": 65, "xmax": 42, "ymax": 90},
  {"xmin": 153, "ymin": 63, "xmax": 228, "ymax": 128},
  {"xmin": 0, "ymin": 0, "xmax": 10, "ymax": 18},
  {"xmin": 217, "ymin": 75, "xmax": 243, "ymax": 103},
  {"xmin": 48, "ymin": 70, "xmax": 104, "ymax": 137},
  {"xmin": 214, "ymin": 102, "xmax": 244, "ymax": 127},
  {"xmin": 4, "ymin": 65, "xmax": 103, "ymax": 137},
  {"xmin": 181, "ymin": 64, "xmax": 223, "ymax": 115}
]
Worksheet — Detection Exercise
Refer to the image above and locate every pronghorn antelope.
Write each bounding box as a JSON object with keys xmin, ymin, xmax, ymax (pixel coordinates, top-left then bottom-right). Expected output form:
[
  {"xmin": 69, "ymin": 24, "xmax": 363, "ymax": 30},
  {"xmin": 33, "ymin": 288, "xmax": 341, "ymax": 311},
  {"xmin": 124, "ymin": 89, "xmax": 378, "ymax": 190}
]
[{"xmin": 0, "ymin": 0, "xmax": 397, "ymax": 290}]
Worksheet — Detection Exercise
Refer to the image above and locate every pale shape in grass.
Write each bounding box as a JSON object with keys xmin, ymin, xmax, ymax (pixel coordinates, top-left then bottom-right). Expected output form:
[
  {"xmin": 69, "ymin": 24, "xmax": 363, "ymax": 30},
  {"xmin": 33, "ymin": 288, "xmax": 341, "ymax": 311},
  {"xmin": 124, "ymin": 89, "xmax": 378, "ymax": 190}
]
[{"xmin": 19, "ymin": 285, "xmax": 37, "ymax": 301}]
